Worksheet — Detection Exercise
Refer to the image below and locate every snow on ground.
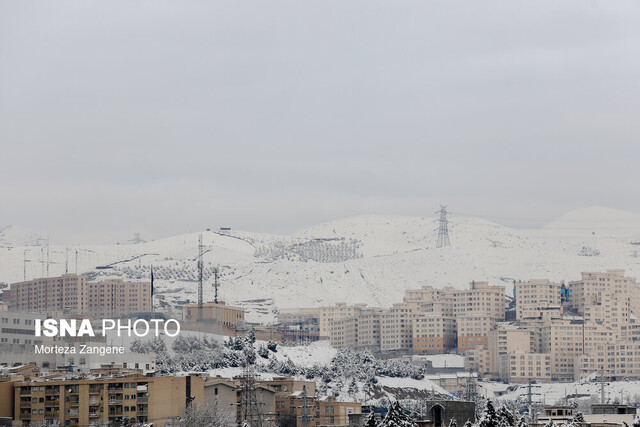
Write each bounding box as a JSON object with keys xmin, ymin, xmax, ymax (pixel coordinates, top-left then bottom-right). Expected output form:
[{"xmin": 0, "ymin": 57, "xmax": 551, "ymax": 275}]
[
  {"xmin": 268, "ymin": 340, "xmax": 337, "ymax": 367},
  {"xmin": 3, "ymin": 207, "xmax": 640, "ymax": 323},
  {"xmin": 492, "ymin": 378, "xmax": 640, "ymax": 406},
  {"xmin": 414, "ymin": 354, "xmax": 465, "ymax": 368},
  {"xmin": 376, "ymin": 376, "xmax": 450, "ymax": 396}
]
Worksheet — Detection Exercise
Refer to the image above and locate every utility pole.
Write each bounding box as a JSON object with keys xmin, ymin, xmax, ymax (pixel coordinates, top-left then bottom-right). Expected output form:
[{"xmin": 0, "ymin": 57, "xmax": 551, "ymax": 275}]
[
  {"xmin": 464, "ymin": 366, "xmax": 476, "ymax": 401},
  {"xmin": 435, "ymin": 205, "xmax": 450, "ymax": 248},
  {"xmin": 301, "ymin": 385, "xmax": 310, "ymax": 427},
  {"xmin": 198, "ymin": 234, "xmax": 204, "ymax": 320},
  {"xmin": 600, "ymin": 367, "xmax": 606, "ymax": 404}
]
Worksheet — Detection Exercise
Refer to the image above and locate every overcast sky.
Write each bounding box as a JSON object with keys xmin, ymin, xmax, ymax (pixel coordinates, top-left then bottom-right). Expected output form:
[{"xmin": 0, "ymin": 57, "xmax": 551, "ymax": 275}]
[{"xmin": 1, "ymin": 1, "xmax": 639, "ymax": 241}]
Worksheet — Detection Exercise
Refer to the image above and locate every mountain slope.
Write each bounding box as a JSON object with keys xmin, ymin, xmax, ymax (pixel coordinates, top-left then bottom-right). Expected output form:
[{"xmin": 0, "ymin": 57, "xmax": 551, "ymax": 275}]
[{"xmin": 1, "ymin": 207, "xmax": 640, "ymax": 323}]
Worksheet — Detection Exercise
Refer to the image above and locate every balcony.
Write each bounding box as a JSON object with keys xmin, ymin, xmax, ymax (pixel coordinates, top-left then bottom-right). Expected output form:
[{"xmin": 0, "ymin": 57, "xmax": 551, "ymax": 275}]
[
  {"xmin": 137, "ymin": 396, "xmax": 148, "ymax": 403},
  {"xmin": 89, "ymin": 412, "xmax": 100, "ymax": 418},
  {"xmin": 45, "ymin": 410, "xmax": 60, "ymax": 418},
  {"xmin": 45, "ymin": 389, "xmax": 59, "ymax": 396},
  {"xmin": 69, "ymin": 409, "xmax": 79, "ymax": 417},
  {"xmin": 20, "ymin": 389, "xmax": 31, "ymax": 396},
  {"xmin": 108, "ymin": 409, "xmax": 124, "ymax": 417},
  {"xmin": 109, "ymin": 399, "xmax": 124, "ymax": 405}
]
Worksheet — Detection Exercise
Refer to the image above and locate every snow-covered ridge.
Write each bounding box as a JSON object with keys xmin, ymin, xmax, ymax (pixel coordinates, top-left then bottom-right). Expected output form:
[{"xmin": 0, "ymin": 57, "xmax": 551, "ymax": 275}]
[{"xmin": 2, "ymin": 207, "xmax": 640, "ymax": 323}]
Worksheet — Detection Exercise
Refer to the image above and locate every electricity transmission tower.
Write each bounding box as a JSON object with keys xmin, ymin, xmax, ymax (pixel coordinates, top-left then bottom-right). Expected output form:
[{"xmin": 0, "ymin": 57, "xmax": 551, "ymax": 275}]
[
  {"xmin": 435, "ymin": 205, "xmax": 450, "ymax": 248},
  {"xmin": 240, "ymin": 364, "xmax": 265, "ymax": 427}
]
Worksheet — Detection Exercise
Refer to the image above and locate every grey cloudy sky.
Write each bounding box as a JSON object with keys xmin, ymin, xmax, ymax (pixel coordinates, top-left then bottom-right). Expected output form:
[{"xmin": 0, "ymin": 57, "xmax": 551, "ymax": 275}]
[{"xmin": 1, "ymin": 1, "xmax": 639, "ymax": 241}]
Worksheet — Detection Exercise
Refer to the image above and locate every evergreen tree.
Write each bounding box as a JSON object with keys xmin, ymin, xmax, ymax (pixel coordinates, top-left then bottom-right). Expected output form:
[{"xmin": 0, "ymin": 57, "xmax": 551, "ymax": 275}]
[
  {"xmin": 463, "ymin": 420, "xmax": 474, "ymax": 427},
  {"xmin": 478, "ymin": 401, "xmax": 499, "ymax": 427},
  {"xmin": 381, "ymin": 401, "xmax": 416, "ymax": 427},
  {"xmin": 348, "ymin": 378, "xmax": 358, "ymax": 398},
  {"xmin": 449, "ymin": 418, "xmax": 458, "ymax": 427},
  {"xmin": 517, "ymin": 413, "xmax": 529, "ymax": 427},
  {"xmin": 544, "ymin": 420, "xmax": 556, "ymax": 427},
  {"xmin": 572, "ymin": 412, "xmax": 586, "ymax": 424},
  {"xmin": 364, "ymin": 412, "xmax": 380, "ymax": 427},
  {"xmin": 632, "ymin": 414, "xmax": 640, "ymax": 427},
  {"xmin": 246, "ymin": 329, "xmax": 256, "ymax": 345},
  {"xmin": 497, "ymin": 405, "xmax": 514, "ymax": 427}
]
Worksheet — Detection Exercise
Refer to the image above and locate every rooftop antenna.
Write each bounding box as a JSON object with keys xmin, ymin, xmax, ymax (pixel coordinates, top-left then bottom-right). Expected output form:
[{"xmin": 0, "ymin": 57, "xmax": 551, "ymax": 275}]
[
  {"xmin": 40, "ymin": 248, "xmax": 45, "ymax": 277},
  {"xmin": 198, "ymin": 234, "xmax": 204, "ymax": 320},
  {"xmin": 435, "ymin": 205, "xmax": 450, "ymax": 248},
  {"xmin": 23, "ymin": 249, "xmax": 32, "ymax": 281},
  {"xmin": 46, "ymin": 237, "xmax": 50, "ymax": 277}
]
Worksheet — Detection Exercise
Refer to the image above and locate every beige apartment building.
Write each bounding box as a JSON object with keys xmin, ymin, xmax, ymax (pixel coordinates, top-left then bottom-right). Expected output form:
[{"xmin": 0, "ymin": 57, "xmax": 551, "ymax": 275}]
[
  {"xmin": 500, "ymin": 351, "xmax": 552, "ymax": 383},
  {"xmin": 575, "ymin": 341, "xmax": 640, "ymax": 381},
  {"xmin": 278, "ymin": 308, "xmax": 320, "ymax": 325},
  {"xmin": 204, "ymin": 377, "xmax": 276, "ymax": 425},
  {"xmin": 446, "ymin": 281, "xmax": 506, "ymax": 320},
  {"xmin": 8, "ymin": 274, "xmax": 151, "ymax": 317},
  {"xmin": 412, "ymin": 313, "xmax": 457, "ymax": 354},
  {"xmin": 567, "ymin": 270, "xmax": 640, "ymax": 315},
  {"xmin": 457, "ymin": 314, "xmax": 495, "ymax": 351},
  {"xmin": 319, "ymin": 303, "xmax": 368, "ymax": 339},
  {"xmin": 325, "ymin": 281, "xmax": 506, "ymax": 354},
  {"xmin": 540, "ymin": 318, "xmax": 584, "ymax": 381},
  {"xmin": 404, "ymin": 286, "xmax": 446, "ymax": 305},
  {"xmin": 515, "ymin": 279, "xmax": 561, "ymax": 320},
  {"xmin": 0, "ymin": 309, "xmax": 55, "ymax": 347},
  {"xmin": 329, "ymin": 308, "xmax": 382, "ymax": 350},
  {"xmin": 262, "ymin": 377, "xmax": 360, "ymax": 427},
  {"xmin": 466, "ymin": 322, "xmax": 535, "ymax": 379},
  {"xmin": 381, "ymin": 304, "xmax": 415, "ymax": 352},
  {"xmin": 183, "ymin": 300, "xmax": 245, "ymax": 326},
  {"xmin": 12, "ymin": 373, "xmax": 204, "ymax": 426},
  {"xmin": 488, "ymin": 323, "xmax": 535, "ymax": 372}
]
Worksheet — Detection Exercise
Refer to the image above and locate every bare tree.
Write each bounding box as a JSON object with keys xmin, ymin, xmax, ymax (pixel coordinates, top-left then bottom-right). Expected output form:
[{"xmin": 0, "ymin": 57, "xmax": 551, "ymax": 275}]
[{"xmin": 177, "ymin": 399, "xmax": 235, "ymax": 427}]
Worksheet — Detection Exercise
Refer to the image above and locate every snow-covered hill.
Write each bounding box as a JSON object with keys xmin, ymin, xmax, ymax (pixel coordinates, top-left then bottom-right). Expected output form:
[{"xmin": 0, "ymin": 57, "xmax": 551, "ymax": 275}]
[{"xmin": 2, "ymin": 207, "xmax": 640, "ymax": 323}]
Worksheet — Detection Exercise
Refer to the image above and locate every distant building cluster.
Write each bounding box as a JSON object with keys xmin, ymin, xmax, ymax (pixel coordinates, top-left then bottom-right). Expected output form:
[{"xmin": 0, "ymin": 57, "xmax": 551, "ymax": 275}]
[
  {"xmin": 283, "ymin": 269, "xmax": 640, "ymax": 383},
  {"xmin": 6, "ymin": 274, "xmax": 151, "ymax": 317}
]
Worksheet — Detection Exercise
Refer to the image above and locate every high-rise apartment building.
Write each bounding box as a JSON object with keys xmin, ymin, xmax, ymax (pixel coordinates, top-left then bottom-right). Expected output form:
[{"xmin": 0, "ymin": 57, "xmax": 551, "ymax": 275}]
[
  {"xmin": 319, "ymin": 303, "xmax": 368, "ymax": 339},
  {"xmin": 567, "ymin": 270, "xmax": 640, "ymax": 315},
  {"xmin": 8, "ymin": 275, "xmax": 151, "ymax": 316},
  {"xmin": 540, "ymin": 318, "xmax": 584, "ymax": 381},
  {"xmin": 515, "ymin": 279, "xmax": 561, "ymax": 320}
]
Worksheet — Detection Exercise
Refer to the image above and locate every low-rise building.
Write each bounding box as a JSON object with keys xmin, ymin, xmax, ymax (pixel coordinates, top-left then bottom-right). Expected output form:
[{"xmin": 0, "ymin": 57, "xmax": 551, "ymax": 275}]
[{"xmin": 12, "ymin": 373, "xmax": 204, "ymax": 426}]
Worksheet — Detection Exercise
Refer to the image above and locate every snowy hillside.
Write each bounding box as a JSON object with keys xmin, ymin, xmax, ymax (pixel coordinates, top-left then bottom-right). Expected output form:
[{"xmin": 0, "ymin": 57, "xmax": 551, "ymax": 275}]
[{"xmin": 2, "ymin": 207, "xmax": 640, "ymax": 323}]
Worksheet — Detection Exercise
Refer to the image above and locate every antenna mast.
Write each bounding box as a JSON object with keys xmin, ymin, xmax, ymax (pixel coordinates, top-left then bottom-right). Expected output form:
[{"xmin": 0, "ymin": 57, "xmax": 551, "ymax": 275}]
[
  {"xmin": 435, "ymin": 205, "xmax": 450, "ymax": 248},
  {"xmin": 23, "ymin": 249, "xmax": 31, "ymax": 281},
  {"xmin": 198, "ymin": 234, "xmax": 204, "ymax": 320},
  {"xmin": 213, "ymin": 267, "xmax": 220, "ymax": 304}
]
